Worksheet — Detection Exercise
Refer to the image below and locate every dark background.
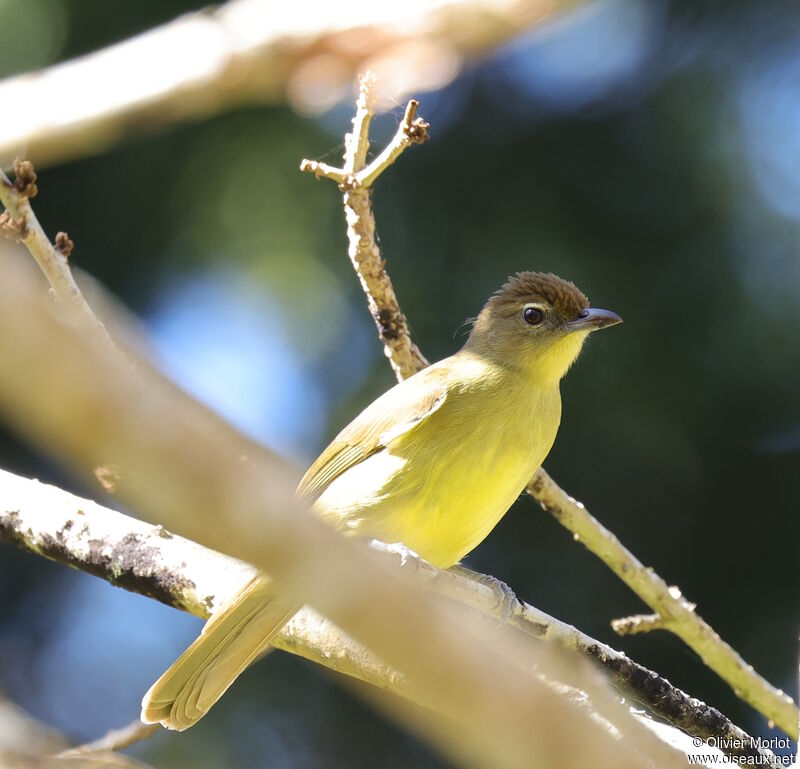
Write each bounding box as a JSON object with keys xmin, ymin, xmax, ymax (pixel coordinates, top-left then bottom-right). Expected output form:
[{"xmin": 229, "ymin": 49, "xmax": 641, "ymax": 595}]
[{"xmin": 0, "ymin": 1, "xmax": 798, "ymax": 766}]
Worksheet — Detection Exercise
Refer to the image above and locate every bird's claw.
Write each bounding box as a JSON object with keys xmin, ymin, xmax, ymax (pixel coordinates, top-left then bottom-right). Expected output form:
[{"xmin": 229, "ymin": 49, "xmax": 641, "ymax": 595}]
[{"xmin": 481, "ymin": 574, "xmax": 517, "ymax": 625}]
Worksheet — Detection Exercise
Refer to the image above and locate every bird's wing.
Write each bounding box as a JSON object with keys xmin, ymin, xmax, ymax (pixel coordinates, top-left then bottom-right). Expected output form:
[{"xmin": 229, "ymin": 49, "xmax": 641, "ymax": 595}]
[{"xmin": 297, "ymin": 365, "xmax": 449, "ymax": 503}]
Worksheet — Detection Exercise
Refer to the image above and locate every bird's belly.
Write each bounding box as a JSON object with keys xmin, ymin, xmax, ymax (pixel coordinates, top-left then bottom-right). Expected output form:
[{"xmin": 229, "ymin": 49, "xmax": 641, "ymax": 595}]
[
  {"xmin": 377, "ymin": 449, "xmax": 538, "ymax": 568},
  {"xmin": 313, "ymin": 411, "xmax": 556, "ymax": 568}
]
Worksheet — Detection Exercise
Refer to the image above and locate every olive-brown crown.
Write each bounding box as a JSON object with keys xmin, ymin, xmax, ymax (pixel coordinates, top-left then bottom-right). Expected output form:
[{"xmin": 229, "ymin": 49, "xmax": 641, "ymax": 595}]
[{"xmin": 486, "ymin": 271, "xmax": 589, "ymax": 319}]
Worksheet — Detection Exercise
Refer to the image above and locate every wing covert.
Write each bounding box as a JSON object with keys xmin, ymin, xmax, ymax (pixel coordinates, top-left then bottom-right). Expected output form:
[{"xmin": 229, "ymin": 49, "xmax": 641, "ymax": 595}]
[{"xmin": 296, "ymin": 365, "xmax": 450, "ymax": 503}]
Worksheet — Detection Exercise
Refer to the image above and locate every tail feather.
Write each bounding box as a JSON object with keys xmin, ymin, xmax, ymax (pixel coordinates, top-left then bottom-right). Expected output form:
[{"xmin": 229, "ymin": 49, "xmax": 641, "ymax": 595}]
[{"xmin": 141, "ymin": 576, "xmax": 299, "ymax": 730}]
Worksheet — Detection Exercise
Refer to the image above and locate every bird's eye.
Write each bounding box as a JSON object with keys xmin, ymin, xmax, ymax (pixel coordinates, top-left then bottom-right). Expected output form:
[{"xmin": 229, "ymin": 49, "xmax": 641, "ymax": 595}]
[{"xmin": 523, "ymin": 306, "xmax": 544, "ymax": 326}]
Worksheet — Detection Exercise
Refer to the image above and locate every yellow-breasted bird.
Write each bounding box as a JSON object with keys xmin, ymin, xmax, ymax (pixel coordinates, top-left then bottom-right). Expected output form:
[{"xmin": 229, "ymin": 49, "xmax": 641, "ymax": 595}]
[{"xmin": 141, "ymin": 271, "xmax": 622, "ymax": 730}]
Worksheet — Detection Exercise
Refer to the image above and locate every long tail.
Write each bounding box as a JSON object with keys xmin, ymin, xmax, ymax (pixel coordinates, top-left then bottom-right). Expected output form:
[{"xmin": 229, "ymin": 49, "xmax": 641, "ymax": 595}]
[{"xmin": 141, "ymin": 576, "xmax": 299, "ymax": 731}]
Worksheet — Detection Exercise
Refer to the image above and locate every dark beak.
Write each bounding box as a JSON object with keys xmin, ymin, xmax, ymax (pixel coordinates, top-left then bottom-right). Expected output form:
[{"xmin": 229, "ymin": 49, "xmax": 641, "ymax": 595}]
[{"xmin": 567, "ymin": 307, "xmax": 623, "ymax": 332}]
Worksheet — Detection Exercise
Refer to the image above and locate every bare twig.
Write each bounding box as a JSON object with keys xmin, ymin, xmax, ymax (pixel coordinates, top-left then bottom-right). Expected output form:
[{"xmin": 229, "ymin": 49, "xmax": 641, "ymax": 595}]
[
  {"xmin": 0, "ymin": 469, "xmax": 781, "ymax": 767},
  {"xmin": 301, "ymin": 94, "xmax": 431, "ymax": 189},
  {"xmin": 528, "ymin": 469, "xmax": 799, "ymax": 738},
  {"xmin": 56, "ymin": 751, "xmax": 155, "ymax": 769},
  {"xmin": 301, "ymin": 74, "xmax": 429, "ymax": 379},
  {"xmin": 0, "ymin": 160, "xmax": 111, "ymax": 346},
  {"xmin": 0, "ymin": 695, "xmax": 156, "ymax": 769},
  {"xmin": 304, "ymin": 74, "xmax": 799, "ymax": 740},
  {"xmin": 357, "ymin": 99, "xmax": 430, "ymax": 189},
  {"xmin": 57, "ymin": 720, "xmax": 158, "ymax": 758},
  {"xmin": 612, "ymin": 613, "xmax": 668, "ymax": 636}
]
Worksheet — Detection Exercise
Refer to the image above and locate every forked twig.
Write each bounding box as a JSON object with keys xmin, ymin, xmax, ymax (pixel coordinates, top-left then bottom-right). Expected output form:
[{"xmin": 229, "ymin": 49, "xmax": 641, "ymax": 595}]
[
  {"xmin": 0, "ymin": 159, "xmax": 111, "ymax": 345},
  {"xmin": 301, "ymin": 73, "xmax": 428, "ymax": 380}
]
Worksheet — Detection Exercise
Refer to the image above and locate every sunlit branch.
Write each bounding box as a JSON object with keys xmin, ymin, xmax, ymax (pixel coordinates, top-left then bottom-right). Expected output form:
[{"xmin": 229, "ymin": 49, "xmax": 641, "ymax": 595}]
[
  {"xmin": 0, "ymin": 468, "xmax": 779, "ymax": 767},
  {"xmin": 0, "ymin": 252, "xmax": 682, "ymax": 769},
  {"xmin": 0, "ymin": 0, "xmax": 581, "ymax": 169}
]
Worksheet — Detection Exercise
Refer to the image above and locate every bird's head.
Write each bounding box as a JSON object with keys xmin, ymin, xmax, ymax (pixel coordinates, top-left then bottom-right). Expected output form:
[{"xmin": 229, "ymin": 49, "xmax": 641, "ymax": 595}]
[{"xmin": 465, "ymin": 271, "xmax": 622, "ymax": 383}]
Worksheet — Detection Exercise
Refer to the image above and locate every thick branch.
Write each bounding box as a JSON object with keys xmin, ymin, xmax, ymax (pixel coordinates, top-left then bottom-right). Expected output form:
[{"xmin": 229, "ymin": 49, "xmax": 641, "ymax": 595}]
[
  {"xmin": 0, "ymin": 254, "xmax": 684, "ymax": 769},
  {"xmin": 0, "ymin": 467, "xmax": 402, "ymax": 697},
  {"xmin": 303, "ymin": 74, "xmax": 799, "ymax": 740},
  {"xmin": 0, "ymin": 469, "xmax": 781, "ymax": 767},
  {"xmin": 0, "ymin": 158, "xmax": 670, "ymax": 766},
  {"xmin": 0, "ymin": 0, "xmax": 580, "ymax": 168}
]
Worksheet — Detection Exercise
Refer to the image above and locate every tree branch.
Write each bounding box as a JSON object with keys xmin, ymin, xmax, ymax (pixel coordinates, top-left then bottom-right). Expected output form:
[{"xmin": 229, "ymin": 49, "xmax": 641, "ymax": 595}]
[
  {"xmin": 57, "ymin": 719, "xmax": 158, "ymax": 762},
  {"xmin": 302, "ymin": 74, "xmax": 799, "ymax": 740},
  {"xmin": 528, "ymin": 469, "xmax": 799, "ymax": 738},
  {"xmin": 612, "ymin": 613, "xmax": 668, "ymax": 636},
  {"xmin": 0, "ymin": 248, "xmax": 688, "ymax": 769},
  {"xmin": 301, "ymin": 74, "xmax": 429, "ymax": 380},
  {"xmin": 0, "ymin": 468, "xmax": 782, "ymax": 767},
  {"xmin": 0, "ymin": 161, "xmax": 111, "ymax": 346},
  {"xmin": 0, "ymin": 153, "xmax": 676, "ymax": 767},
  {"xmin": 0, "ymin": 694, "xmax": 155, "ymax": 769},
  {"xmin": 0, "ymin": 0, "xmax": 581, "ymax": 169}
]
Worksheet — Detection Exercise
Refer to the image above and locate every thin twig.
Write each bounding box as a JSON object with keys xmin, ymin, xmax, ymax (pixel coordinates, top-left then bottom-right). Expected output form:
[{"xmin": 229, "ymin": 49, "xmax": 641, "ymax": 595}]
[
  {"xmin": 0, "ymin": 469, "xmax": 782, "ymax": 767},
  {"xmin": 612, "ymin": 613, "xmax": 668, "ymax": 636},
  {"xmin": 57, "ymin": 720, "xmax": 158, "ymax": 758},
  {"xmin": 56, "ymin": 751, "xmax": 155, "ymax": 769},
  {"xmin": 343, "ymin": 70, "xmax": 376, "ymax": 174},
  {"xmin": 0, "ymin": 160, "xmax": 112, "ymax": 346},
  {"xmin": 528, "ymin": 468, "xmax": 798, "ymax": 738},
  {"xmin": 356, "ymin": 99, "xmax": 430, "ymax": 189},
  {"xmin": 304, "ymin": 73, "xmax": 799, "ymax": 740},
  {"xmin": 300, "ymin": 73, "xmax": 429, "ymax": 379}
]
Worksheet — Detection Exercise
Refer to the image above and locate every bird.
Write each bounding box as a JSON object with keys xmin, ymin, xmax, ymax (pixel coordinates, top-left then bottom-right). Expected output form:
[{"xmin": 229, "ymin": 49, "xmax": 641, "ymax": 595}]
[{"xmin": 141, "ymin": 271, "xmax": 622, "ymax": 730}]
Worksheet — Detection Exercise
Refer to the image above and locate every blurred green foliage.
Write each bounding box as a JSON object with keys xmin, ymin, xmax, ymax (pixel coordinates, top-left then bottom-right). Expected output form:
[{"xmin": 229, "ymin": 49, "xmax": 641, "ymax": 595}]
[{"xmin": 0, "ymin": 0, "xmax": 798, "ymax": 766}]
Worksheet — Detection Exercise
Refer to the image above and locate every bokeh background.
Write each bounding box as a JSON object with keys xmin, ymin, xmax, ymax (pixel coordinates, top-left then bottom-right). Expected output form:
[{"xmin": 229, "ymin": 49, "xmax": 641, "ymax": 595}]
[{"xmin": 0, "ymin": 0, "xmax": 798, "ymax": 766}]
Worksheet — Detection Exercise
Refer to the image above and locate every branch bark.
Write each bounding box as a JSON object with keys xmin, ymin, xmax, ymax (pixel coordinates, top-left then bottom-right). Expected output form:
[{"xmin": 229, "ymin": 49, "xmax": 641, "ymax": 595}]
[
  {"xmin": 301, "ymin": 77, "xmax": 430, "ymax": 379},
  {"xmin": 0, "ymin": 468, "xmax": 782, "ymax": 768},
  {"xmin": 528, "ymin": 469, "xmax": 799, "ymax": 739}
]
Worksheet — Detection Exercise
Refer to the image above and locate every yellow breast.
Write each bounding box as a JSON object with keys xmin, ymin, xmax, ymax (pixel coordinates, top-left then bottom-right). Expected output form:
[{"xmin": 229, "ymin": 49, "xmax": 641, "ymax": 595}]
[{"xmin": 313, "ymin": 360, "xmax": 562, "ymax": 568}]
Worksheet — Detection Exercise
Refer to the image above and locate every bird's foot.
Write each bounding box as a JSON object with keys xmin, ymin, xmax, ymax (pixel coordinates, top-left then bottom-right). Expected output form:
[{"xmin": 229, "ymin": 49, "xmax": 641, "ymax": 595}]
[{"xmin": 449, "ymin": 565, "xmax": 518, "ymax": 626}]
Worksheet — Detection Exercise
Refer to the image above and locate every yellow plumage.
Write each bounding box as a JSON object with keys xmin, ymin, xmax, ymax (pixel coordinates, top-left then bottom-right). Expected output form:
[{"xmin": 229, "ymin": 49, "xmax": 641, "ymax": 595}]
[
  {"xmin": 141, "ymin": 271, "xmax": 621, "ymax": 730},
  {"xmin": 310, "ymin": 352, "xmax": 562, "ymax": 567}
]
